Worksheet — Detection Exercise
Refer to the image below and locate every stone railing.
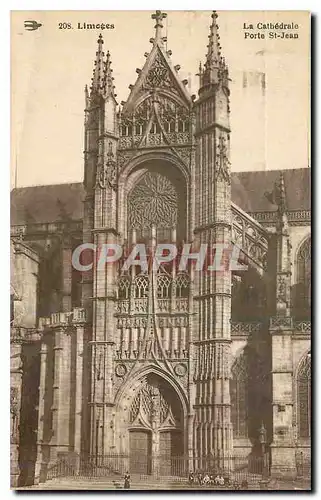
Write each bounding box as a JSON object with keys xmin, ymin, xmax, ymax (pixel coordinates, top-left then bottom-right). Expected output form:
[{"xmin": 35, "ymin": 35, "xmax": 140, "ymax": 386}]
[
  {"xmin": 251, "ymin": 210, "xmax": 311, "ymax": 226},
  {"xmin": 10, "ymin": 220, "xmax": 83, "ymax": 237},
  {"xmin": 38, "ymin": 308, "xmax": 87, "ymax": 329},
  {"xmin": 175, "ymin": 298, "xmax": 189, "ymax": 313},
  {"xmin": 231, "ymin": 321, "xmax": 262, "ymax": 336},
  {"xmin": 118, "ymin": 131, "xmax": 191, "ymax": 150},
  {"xmin": 115, "ymin": 298, "xmax": 188, "ymax": 315},
  {"xmin": 269, "ymin": 316, "xmax": 293, "ymax": 329},
  {"xmin": 293, "ymin": 321, "xmax": 311, "ymax": 333},
  {"xmin": 231, "ymin": 203, "xmax": 269, "ymax": 272},
  {"xmin": 10, "ymin": 326, "xmax": 41, "ymax": 343}
]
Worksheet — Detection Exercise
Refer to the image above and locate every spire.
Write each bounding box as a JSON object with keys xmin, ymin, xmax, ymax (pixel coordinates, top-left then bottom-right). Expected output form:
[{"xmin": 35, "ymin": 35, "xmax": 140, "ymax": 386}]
[
  {"xmin": 276, "ymin": 171, "xmax": 289, "ymax": 234},
  {"xmin": 91, "ymin": 34, "xmax": 105, "ymax": 94},
  {"xmin": 205, "ymin": 11, "xmax": 221, "ymax": 70},
  {"xmin": 84, "ymin": 84, "xmax": 90, "ymax": 108},
  {"xmin": 200, "ymin": 11, "xmax": 229, "ymax": 89},
  {"xmin": 278, "ymin": 171, "xmax": 286, "ymax": 214},
  {"xmin": 89, "ymin": 35, "xmax": 117, "ymax": 101},
  {"xmin": 151, "ymin": 10, "xmax": 167, "ymax": 44}
]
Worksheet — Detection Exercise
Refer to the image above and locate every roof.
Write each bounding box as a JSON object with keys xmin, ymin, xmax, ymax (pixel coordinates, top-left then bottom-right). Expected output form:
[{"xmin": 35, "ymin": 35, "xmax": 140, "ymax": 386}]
[
  {"xmin": 231, "ymin": 168, "xmax": 311, "ymax": 213},
  {"xmin": 10, "ymin": 168, "xmax": 310, "ymax": 226},
  {"xmin": 10, "ymin": 182, "xmax": 85, "ymax": 225}
]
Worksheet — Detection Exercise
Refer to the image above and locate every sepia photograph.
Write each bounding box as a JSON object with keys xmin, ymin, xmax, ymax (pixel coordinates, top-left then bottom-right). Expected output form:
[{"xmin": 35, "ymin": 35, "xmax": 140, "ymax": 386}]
[{"xmin": 10, "ymin": 10, "xmax": 311, "ymax": 491}]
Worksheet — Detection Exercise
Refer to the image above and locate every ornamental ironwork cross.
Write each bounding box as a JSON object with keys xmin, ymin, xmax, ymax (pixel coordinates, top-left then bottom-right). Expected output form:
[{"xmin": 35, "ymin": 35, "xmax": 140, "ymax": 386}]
[
  {"xmin": 152, "ymin": 10, "xmax": 167, "ymax": 25},
  {"xmin": 152, "ymin": 11, "xmax": 167, "ymax": 39}
]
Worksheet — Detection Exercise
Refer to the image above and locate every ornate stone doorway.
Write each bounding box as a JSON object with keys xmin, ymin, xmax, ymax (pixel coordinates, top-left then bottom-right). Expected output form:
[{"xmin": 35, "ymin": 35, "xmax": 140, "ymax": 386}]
[{"xmin": 127, "ymin": 373, "xmax": 184, "ymax": 475}]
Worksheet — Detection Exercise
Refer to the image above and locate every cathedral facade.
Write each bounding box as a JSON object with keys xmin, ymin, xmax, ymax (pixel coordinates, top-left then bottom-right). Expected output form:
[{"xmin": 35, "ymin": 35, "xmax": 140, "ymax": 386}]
[{"xmin": 10, "ymin": 11, "xmax": 311, "ymax": 487}]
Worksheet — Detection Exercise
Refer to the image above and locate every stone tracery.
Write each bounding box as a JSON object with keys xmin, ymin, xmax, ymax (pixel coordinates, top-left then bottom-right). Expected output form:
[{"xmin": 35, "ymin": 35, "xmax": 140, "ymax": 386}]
[{"xmin": 128, "ymin": 171, "xmax": 178, "ymax": 230}]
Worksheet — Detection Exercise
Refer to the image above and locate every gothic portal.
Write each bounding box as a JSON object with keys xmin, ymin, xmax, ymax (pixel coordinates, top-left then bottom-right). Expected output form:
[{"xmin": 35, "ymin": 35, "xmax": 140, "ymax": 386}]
[{"xmin": 83, "ymin": 9, "xmax": 233, "ymax": 468}]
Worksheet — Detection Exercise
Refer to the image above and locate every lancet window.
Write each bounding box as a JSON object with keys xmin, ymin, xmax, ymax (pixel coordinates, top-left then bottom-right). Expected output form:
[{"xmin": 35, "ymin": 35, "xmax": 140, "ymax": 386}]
[{"xmin": 297, "ymin": 353, "xmax": 311, "ymax": 439}]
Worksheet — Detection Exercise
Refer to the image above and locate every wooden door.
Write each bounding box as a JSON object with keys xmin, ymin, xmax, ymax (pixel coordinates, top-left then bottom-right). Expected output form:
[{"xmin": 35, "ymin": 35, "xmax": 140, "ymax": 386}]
[{"xmin": 129, "ymin": 430, "xmax": 152, "ymax": 475}]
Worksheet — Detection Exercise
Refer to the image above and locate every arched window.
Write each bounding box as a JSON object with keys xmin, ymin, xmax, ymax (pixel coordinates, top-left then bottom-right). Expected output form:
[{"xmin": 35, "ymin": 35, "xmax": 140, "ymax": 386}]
[
  {"xmin": 175, "ymin": 273, "xmax": 190, "ymax": 298},
  {"xmin": 178, "ymin": 118, "xmax": 189, "ymax": 133},
  {"xmin": 296, "ymin": 236, "xmax": 311, "ymax": 318},
  {"xmin": 134, "ymin": 274, "xmax": 149, "ymax": 299},
  {"xmin": 121, "ymin": 124, "xmax": 132, "ymax": 136},
  {"xmin": 231, "ymin": 354, "xmax": 248, "ymax": 439},
  {"xmin": 118, "ymin": 276, "xmax": 131, "ymax": 300},
  {"xmin": 164, "ymin": 120, "xmax": 175, "ymax": 133},
  {"xmin": 157, "ymin": 274, "xmax": 171, "ymax": 299},
  {"xmin": 150, "ymin": 122, "xmax": 161, "ymax": 134},
  {"xmin": 135, "ymin": 122, "xmax": 144, "ymax": 136},
  {"xmin": 297, "ymin": 353, "xmax": 311, "ymax": 439}
]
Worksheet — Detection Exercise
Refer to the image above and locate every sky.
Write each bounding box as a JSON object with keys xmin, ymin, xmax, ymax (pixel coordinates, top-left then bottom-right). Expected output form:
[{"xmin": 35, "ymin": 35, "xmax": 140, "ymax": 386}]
[{"xmin": 11, "ymin": 10, "xmax": 310, "ymax": 188}]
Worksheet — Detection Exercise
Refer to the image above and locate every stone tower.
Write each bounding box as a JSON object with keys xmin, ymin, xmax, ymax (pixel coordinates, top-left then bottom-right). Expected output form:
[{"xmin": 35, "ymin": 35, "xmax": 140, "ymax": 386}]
[{"xmin": 193, "ymin": 11, "xmax": 233, "ymax": 467}]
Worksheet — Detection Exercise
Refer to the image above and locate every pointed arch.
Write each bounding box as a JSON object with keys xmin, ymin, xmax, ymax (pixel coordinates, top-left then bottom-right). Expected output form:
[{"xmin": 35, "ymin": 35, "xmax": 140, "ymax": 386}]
[
  {"xmin": 295, "ymin": 235, "xmax": 311, "ymax": 318},
  {"xmin": 296, "ymin": 352, "xmax": 311, "ymax": 439},
  {"xmin": 230, "ymin": 352, "xmax": 248, "ymax": 438},
  {"xmin": 115, "ymin": 364, "xmax": 188, "ymax": 417}
]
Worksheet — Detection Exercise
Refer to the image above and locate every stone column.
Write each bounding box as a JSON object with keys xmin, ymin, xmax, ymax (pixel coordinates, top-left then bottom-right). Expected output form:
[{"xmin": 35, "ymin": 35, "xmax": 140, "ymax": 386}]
[
  {"xmin": 270, "ymin": 318, "xmax": 296, "ymax": 477},
  {"xmin": 269, "ymin": 177, "xmax": 296, "ymax": 476},
  {"xmin": 62, "ymin": 235, "xmax": 72, "ymax": 312},
  {"xmin": 34, "ymin": 341, "xmax": 48, "ymax": 484},
  {"xmin": 50, "ymin": 328, "xmax": 70, "ymax": 459},
  {"xmin": 10, "ymin": 341, "xmax": 23, "ymax": 487},
  {"xmin": 74, "ymin": 324, "xmax": 84, "ymax": 456}
]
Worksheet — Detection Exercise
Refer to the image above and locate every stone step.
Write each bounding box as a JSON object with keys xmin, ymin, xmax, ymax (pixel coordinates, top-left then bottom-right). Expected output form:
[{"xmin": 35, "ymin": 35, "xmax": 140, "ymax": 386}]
[{"xmin": 18, "ymin": 476, "xmax": 261, "ymax": 491}]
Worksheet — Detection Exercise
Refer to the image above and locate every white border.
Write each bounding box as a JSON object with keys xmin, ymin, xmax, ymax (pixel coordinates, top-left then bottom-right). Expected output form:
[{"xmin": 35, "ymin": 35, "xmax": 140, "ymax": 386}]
[{"xmin": 2, "ymin": 1, "xmax": 318, "ymax": 498}]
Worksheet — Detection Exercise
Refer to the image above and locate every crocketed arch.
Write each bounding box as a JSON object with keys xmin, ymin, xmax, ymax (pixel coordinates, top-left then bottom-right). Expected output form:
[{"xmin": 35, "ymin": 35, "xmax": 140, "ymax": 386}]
[{"xmin": 297, "ymin": 352, "xmax": 311, "ymax": 439}]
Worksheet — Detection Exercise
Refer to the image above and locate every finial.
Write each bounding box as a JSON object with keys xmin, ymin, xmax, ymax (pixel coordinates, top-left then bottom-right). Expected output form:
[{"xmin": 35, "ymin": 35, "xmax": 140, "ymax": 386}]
[{"xmin": 151, "ymin": 10, "xmax": 167, "ymax": 42}]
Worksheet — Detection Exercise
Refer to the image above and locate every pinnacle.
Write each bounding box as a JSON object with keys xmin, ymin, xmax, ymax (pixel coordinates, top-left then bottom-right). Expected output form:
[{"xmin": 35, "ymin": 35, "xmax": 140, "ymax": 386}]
[
  {"xmin": 90, "ymin": 35, "xmax": 117, "ymax": 99},
  {"xmin": 199, "ymin": 10, "xmax": 229, "ymax": 89}
]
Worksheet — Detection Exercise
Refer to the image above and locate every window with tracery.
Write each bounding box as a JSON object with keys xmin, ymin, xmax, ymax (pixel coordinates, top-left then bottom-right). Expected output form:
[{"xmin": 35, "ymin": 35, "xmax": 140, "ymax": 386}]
[
  {"xmin": 164, "ymin": 120, "xmax": 175, "ymax": 133},
  {"xmin": 175, "ymin": 273, "xmax": 190, "ymax": 298},
  {"xmin": 121, "ymin": 124, "xmax": 132, "ymax": 136},
  {"xmin": 118, "ymin": 276, "xmax": 130, "ymax": 299},
  {"xmin": 178, "ymin": 119, "xmax": 188, "ymax": 133},
  {"xmin": 128, "ymin": 171, "xmax": 178, "ymax": 245},
  {"xmin": 135, "ymin": 122, "xmax": 144, "ymax": 136},
  {"xmin": 296, "ymin": 236, "xmax": 311, "ymax": 318},
  {"xmin": 231, "ymin": 355, "xmax": 248, "ymax": 439},
  {"xmin": 297, "ymin": 353, "xmax": 311, "ymax": 439},
  {"xmin": 150, "ymin": 122, "xmax": 161, "ymax": 134},
  {"xmin": 157, "ymin": 274, "xmax": 171, "ymax": 299},
  {"xmin": 133, "ymin": 274, "xmax": 149, "ymax": 299}
]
